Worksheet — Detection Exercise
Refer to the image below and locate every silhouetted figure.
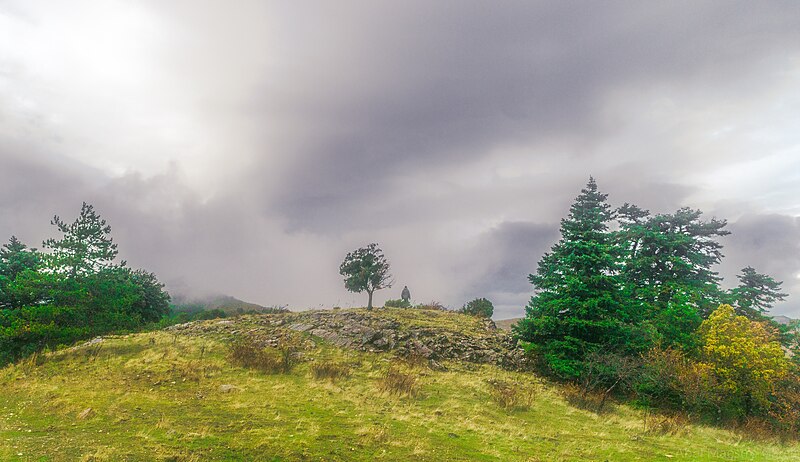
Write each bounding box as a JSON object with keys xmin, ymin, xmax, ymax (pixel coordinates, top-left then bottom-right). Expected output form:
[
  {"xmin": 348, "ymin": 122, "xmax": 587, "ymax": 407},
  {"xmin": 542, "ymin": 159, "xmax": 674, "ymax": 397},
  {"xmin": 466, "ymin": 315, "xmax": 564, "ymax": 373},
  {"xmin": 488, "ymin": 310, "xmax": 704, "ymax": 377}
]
[{"xmin": 401, "ymin": 286, "xmax": 411, "ymax": 304}]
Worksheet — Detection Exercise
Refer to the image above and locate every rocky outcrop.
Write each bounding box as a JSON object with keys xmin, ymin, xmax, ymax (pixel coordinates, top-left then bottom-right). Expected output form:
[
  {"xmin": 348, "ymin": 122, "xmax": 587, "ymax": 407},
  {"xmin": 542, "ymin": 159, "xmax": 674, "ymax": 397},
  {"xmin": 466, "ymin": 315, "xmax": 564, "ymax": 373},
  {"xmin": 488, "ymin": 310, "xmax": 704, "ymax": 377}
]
[{"xmin": 167, "ymin": 309, "xmax": 528, "ymax": 369}]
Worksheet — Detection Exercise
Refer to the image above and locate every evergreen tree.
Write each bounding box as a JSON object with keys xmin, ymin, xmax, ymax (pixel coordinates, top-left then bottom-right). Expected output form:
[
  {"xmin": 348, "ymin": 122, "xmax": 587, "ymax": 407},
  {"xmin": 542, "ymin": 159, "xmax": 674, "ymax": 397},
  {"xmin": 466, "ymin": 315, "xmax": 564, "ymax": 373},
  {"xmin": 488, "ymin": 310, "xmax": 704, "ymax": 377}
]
[
  {"xmin": 616, "ymin": 206, "xmax": 729, "ymax": 348},
  {"xmin": 42, "ymin": 202, "xmax": 121, "ymax": 278},
  {"xmin": 729, "ymin": 266, "xmax": 787, "ymax": 319},
  {"xmin": 0, "ymin": 236, "xmax": 41, "ymax": 280},
  {"xmin": 0, "ymin": 236, "xmax": 41, "ymax": 308},
  {"xmin": 515, "ymin": 178, "xmax": 628, "ymax": 379}
]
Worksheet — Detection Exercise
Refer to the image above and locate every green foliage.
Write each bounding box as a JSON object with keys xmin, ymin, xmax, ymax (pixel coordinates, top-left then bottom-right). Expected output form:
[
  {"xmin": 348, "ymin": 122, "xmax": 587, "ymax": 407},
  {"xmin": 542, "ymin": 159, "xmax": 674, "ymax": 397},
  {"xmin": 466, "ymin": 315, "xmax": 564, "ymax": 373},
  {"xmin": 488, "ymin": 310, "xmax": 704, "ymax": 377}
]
[
  {"xmin": 43, "ymin": 202, "xmax": 120, "ymax": 278},
  {"xmin": 413, "ymin": 301, "xmax": 447, "ymax": 311},
  {"xmin": 729, "ymin": 266, "xmax": 788, "ymax": 320},
  {"xmin": 3, "ymin": 317, "xmax": 800, "ymax": 457},
  {"xmin": 515, "ymin": 179, "xmax": 796, "ymax": 427},
  {"xmin": 0, "ymin": 204, "xmax": 170, "ymax": 365},
  {"xmin": 339, "ymin": 243, "xmax": 393, "ymax": 310},
  {"xmin": 616, "ymin": 204, "xmax": 729, "ymax": 347},
  {"xmin": 0, "ymin": 236, "xmax": 41, "ymax": 308},
  {"xmin": 515, "ymin": 178, "xmax": 629, "ymax": 379},
  {"xmin": 461, "ymin": 297, "xmax": 494, "ymax": 318},
  {"xmin": 385, "ymin": 298, "xmax": 411, "ymax": 308}
]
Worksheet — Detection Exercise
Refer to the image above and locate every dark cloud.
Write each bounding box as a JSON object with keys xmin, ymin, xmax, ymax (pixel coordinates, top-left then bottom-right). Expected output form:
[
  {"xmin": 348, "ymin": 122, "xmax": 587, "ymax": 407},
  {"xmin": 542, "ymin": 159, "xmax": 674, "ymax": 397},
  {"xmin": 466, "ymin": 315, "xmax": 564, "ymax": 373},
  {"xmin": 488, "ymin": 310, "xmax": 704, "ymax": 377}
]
[{"xmin": 260, "ymin": 1, "xmax": 800, "ymax": 231}]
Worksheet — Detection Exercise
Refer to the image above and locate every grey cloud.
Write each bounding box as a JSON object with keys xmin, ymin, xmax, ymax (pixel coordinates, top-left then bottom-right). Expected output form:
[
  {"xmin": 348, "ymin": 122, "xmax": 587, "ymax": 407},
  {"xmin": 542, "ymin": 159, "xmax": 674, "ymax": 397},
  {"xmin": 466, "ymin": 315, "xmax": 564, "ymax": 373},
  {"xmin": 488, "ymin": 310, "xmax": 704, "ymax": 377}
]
[
  {"xmin": 721, "ymin": 213, "xmax": 800, "ymax": 316},
  {"xmin": 257, "ymin": 1, "xmax": 800, "ymax": 231},
  {"xmin": 458, "ymin": 221, "xmax": 560, "ymax": 319},
  {"xmin": 1, "ymin": 1, "xmax": 799, "ymax": 318}
]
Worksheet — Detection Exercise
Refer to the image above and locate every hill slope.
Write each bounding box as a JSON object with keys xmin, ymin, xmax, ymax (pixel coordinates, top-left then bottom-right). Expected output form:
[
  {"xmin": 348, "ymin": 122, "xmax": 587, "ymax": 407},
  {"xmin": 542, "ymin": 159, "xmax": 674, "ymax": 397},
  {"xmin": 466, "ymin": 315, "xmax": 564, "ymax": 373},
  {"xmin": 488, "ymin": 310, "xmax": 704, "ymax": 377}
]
[{"xmin": 1, "ymin": 308, "xmax": 798, "ymax": 461}]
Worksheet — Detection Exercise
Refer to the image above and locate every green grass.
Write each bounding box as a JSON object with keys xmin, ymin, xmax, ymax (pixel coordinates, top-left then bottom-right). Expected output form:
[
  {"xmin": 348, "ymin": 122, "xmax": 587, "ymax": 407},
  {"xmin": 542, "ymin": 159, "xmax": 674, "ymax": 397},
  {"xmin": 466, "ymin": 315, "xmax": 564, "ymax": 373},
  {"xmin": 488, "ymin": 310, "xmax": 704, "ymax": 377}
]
[{"xmin": 1, "ymin": 312, "xmax": 798, "ymax": 461}]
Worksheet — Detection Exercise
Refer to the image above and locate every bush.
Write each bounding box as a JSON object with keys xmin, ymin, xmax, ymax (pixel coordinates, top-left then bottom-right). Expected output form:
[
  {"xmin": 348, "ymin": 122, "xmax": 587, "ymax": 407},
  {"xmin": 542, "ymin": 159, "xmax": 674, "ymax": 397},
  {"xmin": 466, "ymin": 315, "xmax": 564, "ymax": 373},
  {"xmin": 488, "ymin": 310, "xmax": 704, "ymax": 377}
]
[
  {"xmin": 699, "ymin": 304, "xmax": 789, "ymax": 414},
  {"xmin": 414, "ymin": 301, "xmax": 446, "ymax": 311},
  {"xmin": 384, "ymin": 299, "xmax": 411, "ymax": 308},
  {"xmin": 0, "ymin": 304, "xmax": 139, "ymax": 365},
  {"xmin": 461, "ymin": 298, "xmax": 494, "ymax": 318},
  {"xmin": 635, "ymin": 347, "xmax": 718, "ymax": 415}
]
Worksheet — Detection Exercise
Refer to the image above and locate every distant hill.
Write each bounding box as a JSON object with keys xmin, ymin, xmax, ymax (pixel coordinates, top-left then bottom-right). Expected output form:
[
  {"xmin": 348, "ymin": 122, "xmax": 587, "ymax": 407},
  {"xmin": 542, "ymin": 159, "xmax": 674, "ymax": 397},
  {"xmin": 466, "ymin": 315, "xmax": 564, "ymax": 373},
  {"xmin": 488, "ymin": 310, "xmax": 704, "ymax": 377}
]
[
  {"xmin": 170, "ymin": 293, "xmax": 282, "ymax": 315},
  {"xmin": 495, "ymin": 317, "xmax": 522, "ymax": 331},
  {"xmin": 773, "ymin": 315, "xmax": 795, "ymax": 326}
]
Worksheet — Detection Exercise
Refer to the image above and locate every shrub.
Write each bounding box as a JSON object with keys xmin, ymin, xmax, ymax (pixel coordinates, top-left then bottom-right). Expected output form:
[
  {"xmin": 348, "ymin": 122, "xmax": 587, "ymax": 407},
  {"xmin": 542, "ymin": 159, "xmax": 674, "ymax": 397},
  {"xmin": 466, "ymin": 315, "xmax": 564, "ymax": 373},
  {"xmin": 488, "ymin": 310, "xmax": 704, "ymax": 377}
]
[
  {"xmin": 578, "ymin": 351, "xmax": 640, "ymax": 412},
  {"xmin": 768, "ymin": 372, "xmax": 800, "ymax": 436},
  {"xmin": 636, "ymin": 347, "xmax": 717, "ymax": 414},
  {"xmin": 384, "ymin": 299, "xmax": 411, "ymax": 308},
  {"xmin": 414, "ymin": 301, "xmax": 446, "ymax": 311},
  {"xmin": 461, "ymin": 298, "xmax": 494, "ymax": 318},
  {"xmin": 699, "ymin": 304, "xmax": 789, "ymax": 413},
  {"xmin": 379, "ymin": 363, "xmax": 418, "ymax": 396}
]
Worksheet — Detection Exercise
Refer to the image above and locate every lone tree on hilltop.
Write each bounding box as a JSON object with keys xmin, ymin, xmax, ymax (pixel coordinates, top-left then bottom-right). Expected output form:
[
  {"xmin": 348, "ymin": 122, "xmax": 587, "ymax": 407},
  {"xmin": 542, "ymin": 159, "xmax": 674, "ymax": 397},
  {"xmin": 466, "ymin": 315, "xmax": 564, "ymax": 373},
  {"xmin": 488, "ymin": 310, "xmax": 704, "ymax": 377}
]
[{"xmin": 339, "ymin": 243, "xmax": 393, "ymax": 310}]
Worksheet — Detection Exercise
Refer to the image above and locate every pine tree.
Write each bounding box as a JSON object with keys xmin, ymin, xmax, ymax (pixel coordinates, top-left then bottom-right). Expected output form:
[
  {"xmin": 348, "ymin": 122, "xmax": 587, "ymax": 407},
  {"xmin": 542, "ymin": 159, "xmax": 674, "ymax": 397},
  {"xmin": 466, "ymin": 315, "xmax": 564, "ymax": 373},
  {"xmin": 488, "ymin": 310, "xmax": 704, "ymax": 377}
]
[
  {"xmin": 730, "ymin": 266, "xmax": 787, "ymax": 319},
  {"xmin": 0, "ymin": 236, "xmax": 41, "ymax": 308},
  {"xmin": 0, "ymin": 236, "xmax": 40, "ymax": 280},
  {"xmin": 615, "ymin": 206, "xmax": 729, "ymax": 349},
  {"xmin": 42, "ymin": 202, "xmax": 121, "ymax": 278},
  {"xmin": 515, "ymin": 178, "xmax": 627, "ymax": 379}
]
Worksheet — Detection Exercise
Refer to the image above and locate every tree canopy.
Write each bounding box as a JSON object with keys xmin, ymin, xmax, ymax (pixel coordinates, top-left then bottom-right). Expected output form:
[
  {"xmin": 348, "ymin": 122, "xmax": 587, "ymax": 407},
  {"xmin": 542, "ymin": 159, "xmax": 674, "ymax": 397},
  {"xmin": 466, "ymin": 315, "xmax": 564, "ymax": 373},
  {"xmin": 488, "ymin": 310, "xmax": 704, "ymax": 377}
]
[
  {"xmin": 339, "ymin": 243, "xmax": 393, "ymax": 310},
  {"xmin": 461, "ymin": 297, "xmax": 494, "ymax": 318},
  {"xmin": 729, "ymin": 266, "xmax": 788, "ymax": 320},
  {"xmin": 0, "ymin": 203, "xmax": 169, "ymax": 364},
  {"xmin": 514, "ymin": 178, "xmax": 796, "ymax": 431},
  {"xmin": 43, "ymin": 202, "xmax": 120, "ymax": 279}
]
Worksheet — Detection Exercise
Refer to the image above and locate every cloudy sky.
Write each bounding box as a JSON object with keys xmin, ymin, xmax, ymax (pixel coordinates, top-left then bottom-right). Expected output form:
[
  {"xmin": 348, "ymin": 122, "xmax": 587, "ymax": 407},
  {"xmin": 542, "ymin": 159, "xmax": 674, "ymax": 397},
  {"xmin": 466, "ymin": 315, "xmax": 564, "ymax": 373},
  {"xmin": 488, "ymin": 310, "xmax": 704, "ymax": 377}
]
[{"xmin": 1, "ymin": 1, "xmax": 799, "ymax": 319}]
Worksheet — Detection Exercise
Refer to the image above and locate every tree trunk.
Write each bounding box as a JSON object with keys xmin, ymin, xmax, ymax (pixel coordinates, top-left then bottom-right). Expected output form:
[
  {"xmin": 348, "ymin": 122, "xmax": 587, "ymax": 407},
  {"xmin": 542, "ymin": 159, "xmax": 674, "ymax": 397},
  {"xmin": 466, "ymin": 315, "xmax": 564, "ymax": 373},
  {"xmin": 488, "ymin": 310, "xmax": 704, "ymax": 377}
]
[{"xmin": 367, "ymin": 290, "xmax": 373, "ymax": 310}]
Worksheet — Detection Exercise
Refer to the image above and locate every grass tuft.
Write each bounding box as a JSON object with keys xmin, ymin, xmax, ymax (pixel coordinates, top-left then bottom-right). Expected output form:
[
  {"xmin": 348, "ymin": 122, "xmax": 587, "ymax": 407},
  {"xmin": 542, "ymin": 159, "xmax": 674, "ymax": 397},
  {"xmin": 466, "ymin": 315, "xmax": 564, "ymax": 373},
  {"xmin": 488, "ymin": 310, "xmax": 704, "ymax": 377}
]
[
  {"xmin": 378, "ymin": 361, "xmax": 419, "ymax": 396},
  {"xmin": 228, "ymin": 334, "xmax": 301, "ymax": 374},
  {"xmin": 487, "ymin": 378, "xmax": 535, "ymax": 411},
  {"xmin": 310, "ymin": 358, "xmax": 351, "ymax": 381}
]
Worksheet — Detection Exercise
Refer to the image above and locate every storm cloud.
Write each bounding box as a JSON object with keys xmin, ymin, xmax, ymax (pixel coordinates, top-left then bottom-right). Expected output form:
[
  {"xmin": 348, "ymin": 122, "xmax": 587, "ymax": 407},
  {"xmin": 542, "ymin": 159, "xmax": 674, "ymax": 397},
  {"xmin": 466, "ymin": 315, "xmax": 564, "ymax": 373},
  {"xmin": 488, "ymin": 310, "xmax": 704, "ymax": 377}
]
[{"xmin": 1, "ymin": 1, "xmax": 799, "ymax": 317}]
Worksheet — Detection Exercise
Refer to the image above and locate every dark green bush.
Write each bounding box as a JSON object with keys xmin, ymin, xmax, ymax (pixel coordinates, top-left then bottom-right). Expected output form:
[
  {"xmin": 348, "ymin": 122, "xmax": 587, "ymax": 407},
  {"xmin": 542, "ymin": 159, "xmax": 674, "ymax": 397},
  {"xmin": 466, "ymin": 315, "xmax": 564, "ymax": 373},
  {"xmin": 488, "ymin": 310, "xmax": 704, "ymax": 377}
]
[
  {"xmin": 384, "ymin": 298, "xmax": 411, "ymax": 308},
  {"xmin": 461, "ymin": 298, "xmax": 494, "ymax": 318}
]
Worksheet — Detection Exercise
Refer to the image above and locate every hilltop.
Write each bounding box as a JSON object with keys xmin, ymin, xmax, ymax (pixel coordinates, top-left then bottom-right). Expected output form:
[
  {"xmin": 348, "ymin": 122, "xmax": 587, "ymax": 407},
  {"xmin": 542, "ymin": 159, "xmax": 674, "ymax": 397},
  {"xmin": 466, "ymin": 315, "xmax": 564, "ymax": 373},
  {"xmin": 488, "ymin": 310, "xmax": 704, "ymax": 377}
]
[{"xmin": 1, "ymin": 308, "xmax": 798, "ymax": 461}]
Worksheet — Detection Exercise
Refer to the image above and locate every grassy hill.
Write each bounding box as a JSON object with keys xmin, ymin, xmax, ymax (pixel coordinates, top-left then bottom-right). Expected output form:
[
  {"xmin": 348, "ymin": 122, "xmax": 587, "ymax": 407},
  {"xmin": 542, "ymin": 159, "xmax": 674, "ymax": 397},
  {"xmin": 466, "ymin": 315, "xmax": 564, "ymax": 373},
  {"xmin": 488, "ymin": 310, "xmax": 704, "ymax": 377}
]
[{"xmin": 1, "ymin": 308, "xmax": 798, "ymax": 461}]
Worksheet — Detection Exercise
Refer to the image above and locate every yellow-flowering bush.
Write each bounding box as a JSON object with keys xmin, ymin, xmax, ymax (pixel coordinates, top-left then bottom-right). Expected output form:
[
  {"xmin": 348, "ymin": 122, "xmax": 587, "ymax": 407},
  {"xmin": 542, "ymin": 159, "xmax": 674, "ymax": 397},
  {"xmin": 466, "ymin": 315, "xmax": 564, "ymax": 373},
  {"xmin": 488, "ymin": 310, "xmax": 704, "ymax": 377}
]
[{"xmin": 699, "ymin": 304, "xmax": 788, "ymax": 410}]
